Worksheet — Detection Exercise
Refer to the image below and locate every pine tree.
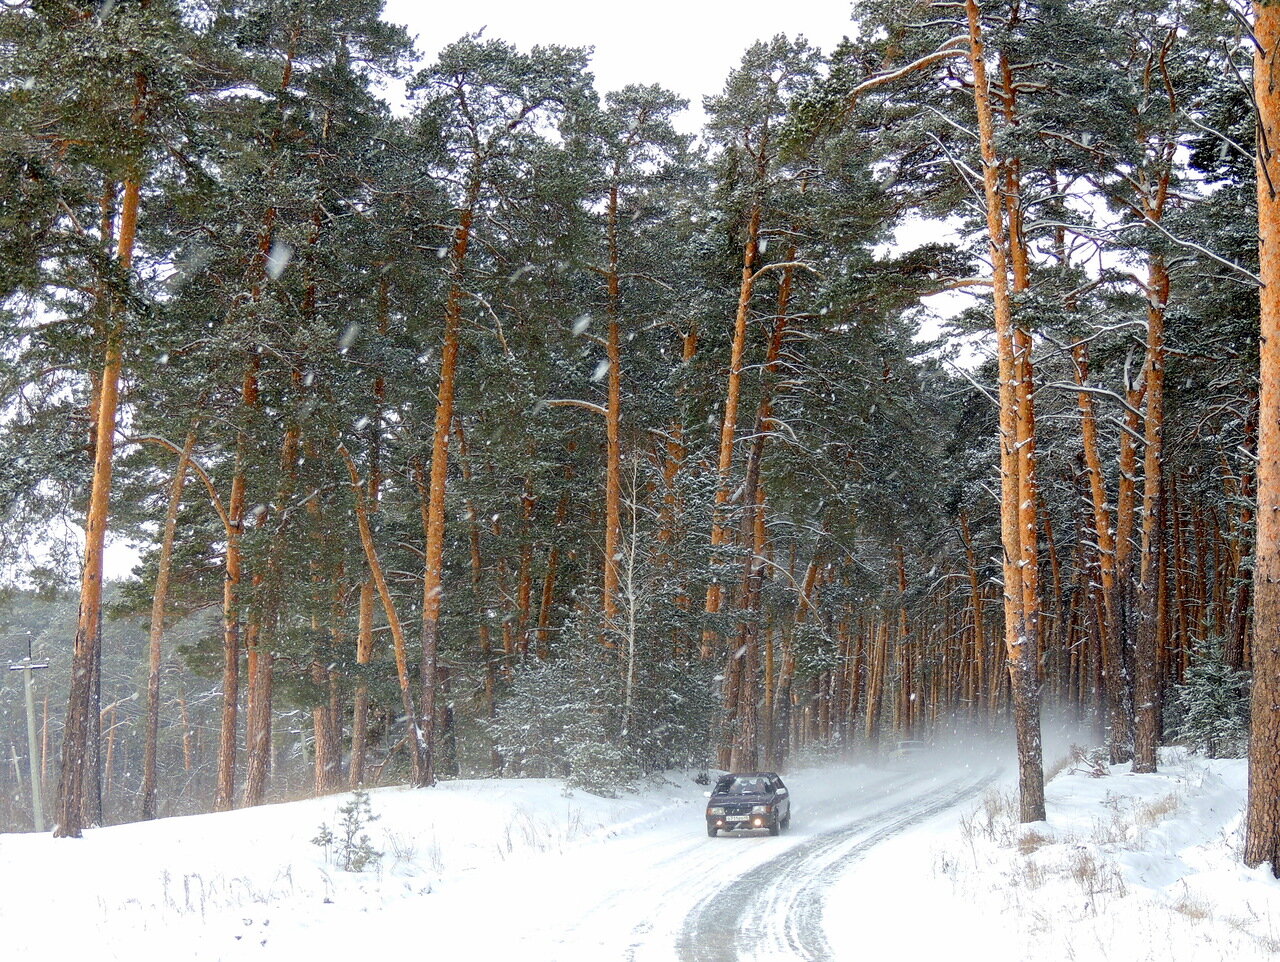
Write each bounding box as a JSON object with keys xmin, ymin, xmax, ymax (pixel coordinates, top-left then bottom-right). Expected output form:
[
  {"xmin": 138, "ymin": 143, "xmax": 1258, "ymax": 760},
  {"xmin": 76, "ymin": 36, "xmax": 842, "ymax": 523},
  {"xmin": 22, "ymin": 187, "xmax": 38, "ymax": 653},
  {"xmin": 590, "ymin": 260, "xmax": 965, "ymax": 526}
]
[{"xmin": 1171, "ymin": 638, "xmax": 1249, "ymax": 758}]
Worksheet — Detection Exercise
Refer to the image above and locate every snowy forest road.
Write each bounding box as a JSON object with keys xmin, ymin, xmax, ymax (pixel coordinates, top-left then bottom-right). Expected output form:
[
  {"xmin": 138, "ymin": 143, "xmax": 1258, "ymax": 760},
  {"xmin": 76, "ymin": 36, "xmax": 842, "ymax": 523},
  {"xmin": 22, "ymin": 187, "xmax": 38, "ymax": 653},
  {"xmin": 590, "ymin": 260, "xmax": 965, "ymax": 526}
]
[
  {"xmin": 673, "ymin": 767, "xmax": 1001, "ymax": 962},
  {"xmin": 428, "ymin": 758, "xmax": 1007, "ymax": 962}
]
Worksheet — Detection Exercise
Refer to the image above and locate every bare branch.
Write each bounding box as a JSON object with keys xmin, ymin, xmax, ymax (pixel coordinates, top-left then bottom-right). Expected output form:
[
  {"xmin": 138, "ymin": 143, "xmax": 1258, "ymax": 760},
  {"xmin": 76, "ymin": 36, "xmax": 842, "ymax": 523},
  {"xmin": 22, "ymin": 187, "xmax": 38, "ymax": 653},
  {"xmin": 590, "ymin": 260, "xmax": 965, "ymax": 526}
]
[
  {"xmin": 124, "ymin": 434, "xmax": 231, "ymax": 535},
  {"xmin": 749, "ymin": 260, "xmax": 821, "ymax": 283}
]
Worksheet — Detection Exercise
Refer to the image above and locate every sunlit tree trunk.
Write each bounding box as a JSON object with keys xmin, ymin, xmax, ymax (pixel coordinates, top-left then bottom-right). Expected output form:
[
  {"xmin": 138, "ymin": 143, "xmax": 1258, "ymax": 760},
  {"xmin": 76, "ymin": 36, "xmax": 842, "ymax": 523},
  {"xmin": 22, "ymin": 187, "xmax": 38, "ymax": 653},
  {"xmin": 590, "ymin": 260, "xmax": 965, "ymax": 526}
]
[
  {"xmin": 1133, "ymin": 254, "xmax": 1169, "ymax": 774},
  {"xmin": 704, "ymin": 151, "xmax": 766, "ymax": 656},
  {"xmin": 56, "ymin": 161, "xmax": 141, "ymax": 836},
  {"xmin": 722, "ymin": 258, "xmax": 795, "ymax": 766},
  {"xmin": 965, "ymin": 0, "xmax": 1045, "ymax": 822},
  {"xmin": 1246, "ymin": 0, "xmax": 1280, "ymax": 874},
  {"xmin": 418, "ymin": 173, "xmax": 481, "ymax": 788}
]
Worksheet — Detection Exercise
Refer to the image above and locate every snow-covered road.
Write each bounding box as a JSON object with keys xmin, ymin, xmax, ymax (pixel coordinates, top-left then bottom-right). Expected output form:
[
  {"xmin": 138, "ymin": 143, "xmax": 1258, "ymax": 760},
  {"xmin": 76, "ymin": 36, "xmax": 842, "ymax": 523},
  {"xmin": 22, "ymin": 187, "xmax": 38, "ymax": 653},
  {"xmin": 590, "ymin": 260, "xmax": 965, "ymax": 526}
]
[
  {"xmin": 407, "ymin": 759, "xmax": 1002, "ymax": 961},
  {"xmin": 677, "ymin": 768, "xmax": 1000, "ymax": 962}
]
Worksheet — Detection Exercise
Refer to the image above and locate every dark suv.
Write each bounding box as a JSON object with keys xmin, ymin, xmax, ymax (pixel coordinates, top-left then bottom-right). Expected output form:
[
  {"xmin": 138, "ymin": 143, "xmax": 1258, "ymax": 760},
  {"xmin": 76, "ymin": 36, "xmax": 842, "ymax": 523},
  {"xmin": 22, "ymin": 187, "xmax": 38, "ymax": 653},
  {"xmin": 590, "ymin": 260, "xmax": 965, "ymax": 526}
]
[{"xmin": 705, "ymin": 772, "xmax": 791, "ymax": 837}]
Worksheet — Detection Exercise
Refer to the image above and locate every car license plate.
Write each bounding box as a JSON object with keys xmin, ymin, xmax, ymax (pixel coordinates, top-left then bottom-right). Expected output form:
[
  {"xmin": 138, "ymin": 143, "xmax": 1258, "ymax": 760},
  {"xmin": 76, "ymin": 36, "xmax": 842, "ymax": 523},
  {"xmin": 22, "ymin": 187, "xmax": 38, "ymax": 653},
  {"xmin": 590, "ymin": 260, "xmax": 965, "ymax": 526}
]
[{"xmin": 726, "ymin": 815, "xmax": 749, "ymax": 822}]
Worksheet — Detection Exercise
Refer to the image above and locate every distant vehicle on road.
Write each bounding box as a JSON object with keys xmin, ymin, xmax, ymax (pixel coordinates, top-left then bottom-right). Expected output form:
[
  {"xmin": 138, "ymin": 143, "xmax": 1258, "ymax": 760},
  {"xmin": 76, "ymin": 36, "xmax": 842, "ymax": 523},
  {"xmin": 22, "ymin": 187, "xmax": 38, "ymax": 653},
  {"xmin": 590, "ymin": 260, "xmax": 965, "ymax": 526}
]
[
  {"xmin": 704, "ymin": 772, "xmax": 791, "ymax": 837},
  {"xmin": 890, "ymin": 740, "xmax": 928, "ymax": 762}
]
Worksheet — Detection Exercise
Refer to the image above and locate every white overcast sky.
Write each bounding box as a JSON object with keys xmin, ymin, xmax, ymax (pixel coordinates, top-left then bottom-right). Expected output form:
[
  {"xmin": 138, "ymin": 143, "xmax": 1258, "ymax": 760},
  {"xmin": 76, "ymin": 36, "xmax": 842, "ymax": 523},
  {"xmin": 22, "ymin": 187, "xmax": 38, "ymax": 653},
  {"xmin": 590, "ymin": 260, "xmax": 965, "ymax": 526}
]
[{"xmin": 380, "ymin": 0, "xmax": 858, "ymax": 129}]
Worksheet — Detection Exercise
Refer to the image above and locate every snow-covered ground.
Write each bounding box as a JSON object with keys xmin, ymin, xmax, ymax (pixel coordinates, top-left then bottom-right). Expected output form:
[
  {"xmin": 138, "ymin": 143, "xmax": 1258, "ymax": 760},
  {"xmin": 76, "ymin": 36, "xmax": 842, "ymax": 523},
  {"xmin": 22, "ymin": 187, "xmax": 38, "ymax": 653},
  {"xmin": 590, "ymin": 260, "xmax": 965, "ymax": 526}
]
[
  {"xmin": 0, "ymin": 743, "xmax": 1276, "ymax": 960},
  {"xmin": 830, "ymin": 747, "xmax": 1280, "ymax": 962}
]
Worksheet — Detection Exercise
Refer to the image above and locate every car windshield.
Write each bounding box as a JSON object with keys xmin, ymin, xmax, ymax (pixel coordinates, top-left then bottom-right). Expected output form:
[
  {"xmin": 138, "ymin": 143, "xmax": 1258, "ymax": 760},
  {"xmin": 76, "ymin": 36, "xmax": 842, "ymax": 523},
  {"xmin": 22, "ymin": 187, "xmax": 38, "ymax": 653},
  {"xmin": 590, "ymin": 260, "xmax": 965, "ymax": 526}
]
[{"xmin": 716, "ymin": 776, "xmax": 768, "ymax": 794}]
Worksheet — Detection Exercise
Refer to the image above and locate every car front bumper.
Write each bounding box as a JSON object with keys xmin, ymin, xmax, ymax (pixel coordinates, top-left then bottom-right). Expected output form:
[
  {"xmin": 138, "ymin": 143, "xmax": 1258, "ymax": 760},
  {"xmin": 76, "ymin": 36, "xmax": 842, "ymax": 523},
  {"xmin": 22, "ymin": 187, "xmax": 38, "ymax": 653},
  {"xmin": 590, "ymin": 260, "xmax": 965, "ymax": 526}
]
[{"xmin": 707, "ymin": 814, "xmax": 773, "ymax": 831}]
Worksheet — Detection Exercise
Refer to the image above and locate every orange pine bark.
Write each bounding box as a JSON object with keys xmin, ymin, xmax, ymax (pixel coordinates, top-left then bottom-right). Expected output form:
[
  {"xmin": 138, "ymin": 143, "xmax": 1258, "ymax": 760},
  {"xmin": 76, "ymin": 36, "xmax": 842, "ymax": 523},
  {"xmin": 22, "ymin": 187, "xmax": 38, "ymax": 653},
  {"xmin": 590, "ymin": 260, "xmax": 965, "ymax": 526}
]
[
  {"xmin": 965, "ymin": 0, "xmax": 1045, "ymax": 822},
  {"xmin": 341, "ymin": 446, "xmax": 424, "ymax": 782},
  {"xmin": 418, "ymin": 175, "xmax": 480, "ymax": 787},
  {"xmin": 55, "ymin": 168, "xmax": 140, "ymax": 837},
  {"xmin": 1133, "ymin": 254, "xmax": 1169, "ymax": 773},
  {"xmin": 1245, "ymin": 0, "xmax": 1280, "ymax": 873},
  {"xmin": 703, "ymin": 194, "xmax": 764, "ymax": 656}
]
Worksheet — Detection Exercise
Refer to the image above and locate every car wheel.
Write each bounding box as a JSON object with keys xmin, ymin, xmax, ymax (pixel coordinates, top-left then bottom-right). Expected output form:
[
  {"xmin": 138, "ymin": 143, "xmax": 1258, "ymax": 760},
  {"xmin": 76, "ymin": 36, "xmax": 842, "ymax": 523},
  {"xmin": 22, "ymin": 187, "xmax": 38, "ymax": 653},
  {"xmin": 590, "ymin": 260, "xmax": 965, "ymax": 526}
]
[
  {"xmin": 782, "ymin": 811, "xmax": 791, "ymax": 830},
  {"xmin": 768, "ymin": 818, "xmax": 780, "ymax": 837},
  {"xmin": 707, "ymin": 824, "xmax": 718, "ymax": 837}
]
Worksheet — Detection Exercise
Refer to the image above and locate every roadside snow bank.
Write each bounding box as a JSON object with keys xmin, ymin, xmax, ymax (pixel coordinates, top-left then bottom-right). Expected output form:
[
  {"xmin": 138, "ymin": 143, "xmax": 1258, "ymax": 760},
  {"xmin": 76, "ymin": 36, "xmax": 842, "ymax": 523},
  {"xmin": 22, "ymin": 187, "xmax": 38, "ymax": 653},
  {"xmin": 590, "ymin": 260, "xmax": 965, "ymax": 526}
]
[
  {"xmin": 0, "ymin": 773, "xmax": 706, "ymax": 961},
  {"xmin": 825, "ymin": 748, "xmax": 1280, "ymax": 961}
]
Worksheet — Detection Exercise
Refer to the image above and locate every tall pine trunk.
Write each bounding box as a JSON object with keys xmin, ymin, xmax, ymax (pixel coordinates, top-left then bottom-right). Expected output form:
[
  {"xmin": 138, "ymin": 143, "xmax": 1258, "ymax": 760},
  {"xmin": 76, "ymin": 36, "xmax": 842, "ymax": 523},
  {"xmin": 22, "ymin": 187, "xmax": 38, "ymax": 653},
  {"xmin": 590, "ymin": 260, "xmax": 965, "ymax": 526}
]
[
  {"xmin": 1246, "ymin": 0, "xmax": 1280, "ymax": 874},
  {"xmin": 704, "ymin": 173, "xmax": 765, "ymax": 657},
  {"xmin": 242, "ymin": 413, "xmax": 303, "ymax": 808},
  {"xmin": 214, "ymin": 360, "xmax": 256, "ymax": 812},
  {"xmin": 341, "ymin": 446, "xmax": 423, "ymax": 782},
  {"xmin": 965, "ymin": 0, "xmax": 1045, "ymax": 822},
  {"xmin": 1133, "ymin": 255, "xmax": 1169, "ymax": 773},
  {"xmin": 55, "ymin": 169, "xmax": 140, "ymax": 838},
  {"xmin": 603, "ymin": 183, "xmax": 624, "ymax": 629},
  {"xmin": 418, "ymin": 175, "xmax": 480, "ymax": 787},
  {"xmin": 140, "ymin": 428, "xmax": 195, "ymax": 820}
]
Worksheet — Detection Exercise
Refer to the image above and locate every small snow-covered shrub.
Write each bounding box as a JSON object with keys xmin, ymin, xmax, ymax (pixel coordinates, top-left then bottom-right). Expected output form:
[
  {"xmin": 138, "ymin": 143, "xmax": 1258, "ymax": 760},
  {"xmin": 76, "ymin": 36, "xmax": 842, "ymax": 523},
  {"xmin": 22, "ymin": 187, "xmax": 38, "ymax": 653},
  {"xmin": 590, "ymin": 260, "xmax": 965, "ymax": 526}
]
[
  {"xmin": 562, "ymin": 738, "xmax": 628, "ymax": 796},
  {"xmin": 1068, "ymin": 846, "xmax": 1126, "ymax": 904},
  {"xmin": 1067, "ymin": 744, "xmax": 1110, "ymax": 778},
  {"xmin": 312, "ymin": 790, "xmax": 381, "ymax": 872}
]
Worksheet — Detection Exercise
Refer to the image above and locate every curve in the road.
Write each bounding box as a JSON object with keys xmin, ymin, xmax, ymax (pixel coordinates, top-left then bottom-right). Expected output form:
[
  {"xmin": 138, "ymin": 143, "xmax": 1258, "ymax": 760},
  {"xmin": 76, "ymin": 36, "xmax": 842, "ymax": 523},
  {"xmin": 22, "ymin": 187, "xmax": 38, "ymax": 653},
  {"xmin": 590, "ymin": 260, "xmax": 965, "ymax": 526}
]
[{"xmin": 675, "ymin": 767, "xmax": 1001, "ymax": 962}]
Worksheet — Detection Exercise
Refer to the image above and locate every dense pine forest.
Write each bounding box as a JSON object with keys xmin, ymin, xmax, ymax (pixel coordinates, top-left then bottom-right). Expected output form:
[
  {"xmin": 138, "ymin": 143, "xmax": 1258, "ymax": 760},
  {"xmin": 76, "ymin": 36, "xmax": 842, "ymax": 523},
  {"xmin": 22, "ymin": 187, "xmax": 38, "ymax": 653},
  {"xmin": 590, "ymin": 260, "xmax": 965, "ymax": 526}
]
[{"xmin": 5, "ymin": 0, "xmax": 1280, "ymax": 869}]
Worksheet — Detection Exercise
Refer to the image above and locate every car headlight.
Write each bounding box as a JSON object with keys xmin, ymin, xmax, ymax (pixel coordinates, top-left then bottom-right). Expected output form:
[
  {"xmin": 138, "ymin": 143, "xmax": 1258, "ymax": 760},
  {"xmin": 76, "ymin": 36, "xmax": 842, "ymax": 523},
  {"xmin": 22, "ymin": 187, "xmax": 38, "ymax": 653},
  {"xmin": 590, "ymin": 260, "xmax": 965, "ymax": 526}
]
[
  {"xmin": 752, "ymin": 805, "xmax": 771, "ymax": 814},
  {"xmin": 708, "ymin": 807, "xmax": 725, "ymax": 815}
]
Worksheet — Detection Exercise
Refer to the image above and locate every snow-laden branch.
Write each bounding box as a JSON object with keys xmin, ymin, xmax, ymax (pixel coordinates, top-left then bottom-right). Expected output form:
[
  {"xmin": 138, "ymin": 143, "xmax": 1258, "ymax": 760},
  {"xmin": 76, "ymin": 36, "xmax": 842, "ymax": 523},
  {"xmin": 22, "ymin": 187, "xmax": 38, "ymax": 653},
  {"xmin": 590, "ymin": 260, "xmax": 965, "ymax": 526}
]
[
  {"xmin": 1035, "ymin": 219, "xmax": 1261, "ymax": 287},
  {"xmin": 848, "ymin": 38, "xmax": 970, "ymax": 103},
  {"xmin": 544, "ymin": 398, "xmax": 607, "ymax": 417},
  {"xmin": 1040, "ymin": 382, "xmax": 1146, "ymax": 423}
]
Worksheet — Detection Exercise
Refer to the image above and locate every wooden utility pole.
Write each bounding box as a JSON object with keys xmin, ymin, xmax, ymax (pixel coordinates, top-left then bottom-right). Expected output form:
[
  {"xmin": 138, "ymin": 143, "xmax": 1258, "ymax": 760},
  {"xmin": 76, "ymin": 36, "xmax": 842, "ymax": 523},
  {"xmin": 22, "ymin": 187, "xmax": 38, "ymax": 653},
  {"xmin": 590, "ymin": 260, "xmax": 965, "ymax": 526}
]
[{"xmin": 10, "ymin": 654, "xmax": 48, "ymax": 832}]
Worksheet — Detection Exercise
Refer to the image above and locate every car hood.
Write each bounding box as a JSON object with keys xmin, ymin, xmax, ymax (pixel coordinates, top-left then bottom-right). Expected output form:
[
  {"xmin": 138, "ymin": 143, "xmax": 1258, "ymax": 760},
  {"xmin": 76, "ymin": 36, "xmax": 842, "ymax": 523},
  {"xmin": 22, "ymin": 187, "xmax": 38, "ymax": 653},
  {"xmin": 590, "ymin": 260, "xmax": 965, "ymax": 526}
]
[{"xmin": 709, "ymin": 792, "xmax": 773, "ymax": 803}]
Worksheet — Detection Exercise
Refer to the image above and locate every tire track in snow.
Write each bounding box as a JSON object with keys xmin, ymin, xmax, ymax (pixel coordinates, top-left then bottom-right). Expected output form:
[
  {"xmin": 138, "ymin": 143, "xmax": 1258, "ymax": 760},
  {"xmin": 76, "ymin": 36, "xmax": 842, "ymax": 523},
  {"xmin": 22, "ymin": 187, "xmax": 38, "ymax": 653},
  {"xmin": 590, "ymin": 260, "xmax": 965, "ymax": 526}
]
[
  {"xmin": 675, "ymin": 767, "xmax": 1000, "ymax": 962},
  {"xmin": 612, "ymin": 770, "xmax": 922, "ymax": 962}
]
